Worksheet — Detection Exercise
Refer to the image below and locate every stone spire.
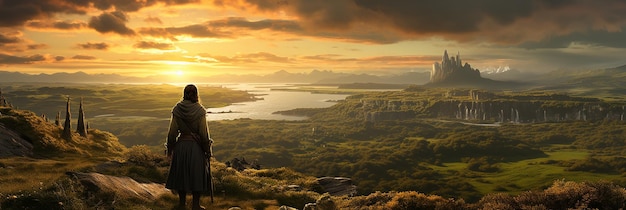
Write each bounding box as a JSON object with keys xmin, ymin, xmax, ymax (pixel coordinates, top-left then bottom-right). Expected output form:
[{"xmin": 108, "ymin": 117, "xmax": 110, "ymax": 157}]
[
  {"xmin": 76, "ymin": 97, "xmax": 88, "ymax": 137},
  {"xmin": 62, "ymin": 96, "xmax": 72, "ymax": 140},
  {"xmin": 0, "ymin": 88, "xmax": 6, "ymax": 107},
  {"xmin": 55, "ymin": 111, "xmax": 61, "ymax": 127}
]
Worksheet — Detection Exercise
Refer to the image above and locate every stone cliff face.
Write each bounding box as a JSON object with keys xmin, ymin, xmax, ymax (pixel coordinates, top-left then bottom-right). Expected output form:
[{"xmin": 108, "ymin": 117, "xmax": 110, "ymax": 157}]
[
  {"xmin": 358, "ymin": 90, "xmax": 625, "ymax": 123},
  {"xmin": 429, "ymin": 100, "xmax": 623, "ymax": 123},
  {"xmin": 430, "ymin": 50, "xmax": 481, "ymax": 84}
]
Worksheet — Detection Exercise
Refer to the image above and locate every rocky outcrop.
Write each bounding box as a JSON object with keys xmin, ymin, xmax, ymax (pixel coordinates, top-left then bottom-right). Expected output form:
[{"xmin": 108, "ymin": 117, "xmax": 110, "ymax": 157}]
[
  {"xmin": 62, "ymin": 97, "xmax": 72, "ymax": 140},
  {"xmin": 427, "ymin": 51, "xmax": 518, "ymax": 89},
  {"xmin": 430, "ymin": 50, "xmax": 481, "ymax": 84},
  {"xmin": 430, "ymin": 100, "xmax": 624, "ymax": 122},
  {"xmin": 317, "ymin": 177, "xmax": 357, "ymax": 196},
  {"xmin": 360, "ymin": 90, "xmax": 625, "ymax": 123},
  {"xmin": 66, "ymin": 172, "xmax": 169, "ymax": 201},
  {"xmin": 55, "ymin": 111, "xmax": 61, "ymax": 127},
  {"xmin": 76, "ymin": 97, "xmax": 87, "ymax": 137},
  {"xmin": 226, "ymin": 157, "xmax": 261, "ymax": 171},
  {"xmin": 304, "ymin": 193, "xmax": 338, "ymax": 210},
  {"xmin": 0, "ymin": 88, "xmax": 7, "ymax": 107},
  {"xmin": 0, "ymin": 123, "xmax": 33, "ymax": 157}
]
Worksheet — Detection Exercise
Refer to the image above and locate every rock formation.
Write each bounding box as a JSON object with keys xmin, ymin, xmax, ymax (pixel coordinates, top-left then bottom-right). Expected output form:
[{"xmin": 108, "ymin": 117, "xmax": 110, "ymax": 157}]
[
  {"xmin": 0, "ymin": 88, "xmax": 5, "ymax": 107},
  {"xmin": 62, "ymin": 96, "xmax": 72, "ymax": 140},
  {"xmin": 76, "ymin": 97, "xmax": 88, "ymax": 137},
  {"xmin": 226, "ymin": 157, "xmax": 261, "ymax": 171},
  {"xmin": 316, "ymin": 177, "xmax": 357, "ymax": 196},
  {"xmin": 66, "ymin": 172, "xmax": 169, "ymax": 202},
  {"xmin": 427, "ymin": 50, "xmax": 519, "ymax": 89},
  {"xmin": 0, "ymin": 123, "xmax": 34, "ymax": 157},
  {"xmin": 55, "ymin": 111, "xmax": 61, "ymax": 127},
  {"xmin": 430, "ymin": 50, "xmax": 481, "ymax": 84},
  {"xmin": 359, "ymin": 90, "xmax": 625, "ymax": 123}
]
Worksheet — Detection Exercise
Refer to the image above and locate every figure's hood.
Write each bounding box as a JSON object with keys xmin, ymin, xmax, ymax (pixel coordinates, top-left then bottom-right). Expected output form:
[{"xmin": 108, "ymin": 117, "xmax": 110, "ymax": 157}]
[{"xmin": 172, "ymin": 100, "xmax": 206, "ymax": 121}]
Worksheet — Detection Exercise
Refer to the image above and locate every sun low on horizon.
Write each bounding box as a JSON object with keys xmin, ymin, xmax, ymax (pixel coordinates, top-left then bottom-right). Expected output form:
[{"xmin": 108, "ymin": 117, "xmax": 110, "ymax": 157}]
[{"xmin": 1, "ymin": 1, "xmax": 626, "ymax": 82}]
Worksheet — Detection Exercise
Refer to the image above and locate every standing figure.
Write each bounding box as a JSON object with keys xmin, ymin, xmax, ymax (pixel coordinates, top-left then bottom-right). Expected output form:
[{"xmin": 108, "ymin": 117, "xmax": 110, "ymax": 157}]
[{"xmin": 165, "ymin": 84, "xmax": 212, "ymax": 210}]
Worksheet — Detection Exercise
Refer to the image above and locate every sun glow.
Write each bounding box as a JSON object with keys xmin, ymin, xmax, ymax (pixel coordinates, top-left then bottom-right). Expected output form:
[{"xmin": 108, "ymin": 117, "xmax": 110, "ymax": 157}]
[
  {"xmin": 158, "ymin": 60, "xmax": 190, "ymax": 78},
  {"xmin": 162, "ymin": 70, "xmax": 186, "ymax": 78}
]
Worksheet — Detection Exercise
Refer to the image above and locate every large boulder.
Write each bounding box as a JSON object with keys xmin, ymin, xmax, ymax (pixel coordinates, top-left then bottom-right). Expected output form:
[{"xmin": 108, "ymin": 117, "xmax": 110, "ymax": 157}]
[
  {"xmin": 0, "ymin": 123, "xmax": 33, "ymax": 157},
  {"xmin": 316, "ymin": 177, "xmax": 357, "ymax": 196},
  {"xmin": 66, "ymin": 172, "xmax": 169, "ymax": 201}
]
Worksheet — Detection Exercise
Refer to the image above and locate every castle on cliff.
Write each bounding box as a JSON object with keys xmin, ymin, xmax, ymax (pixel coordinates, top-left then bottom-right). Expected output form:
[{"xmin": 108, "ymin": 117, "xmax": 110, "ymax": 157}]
[{"xmin": 430, "ymin": 50, "xmax": 481, "ymax": 83}]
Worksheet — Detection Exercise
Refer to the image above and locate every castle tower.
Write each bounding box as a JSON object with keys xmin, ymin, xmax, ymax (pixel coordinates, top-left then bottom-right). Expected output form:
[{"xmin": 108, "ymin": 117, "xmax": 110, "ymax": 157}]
[
  {"xmin": 61, "ymin": 96, "xmax": 72, "ymax": 140},
  {"xmin": 76, "ymin": 97, "xmax": 88, "ymax": 137}
]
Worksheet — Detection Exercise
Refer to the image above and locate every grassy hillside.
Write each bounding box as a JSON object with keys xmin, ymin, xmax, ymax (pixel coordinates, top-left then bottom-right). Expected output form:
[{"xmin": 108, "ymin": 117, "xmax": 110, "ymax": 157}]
[
  {"xmin": 1, "ymin": 83, "xmax": 256, "ymax": 146},
  {"xmin": 1, "ymin": 106, "xmax": 626, "ymax": 209},
  {"xmin": 0, "ymin": 107, "xmax": 126, "ymax": 156},
  {"xmin": 0, "ymin": 107, "xmax": 323, "ymax": 209},
  {"xmin": 0, "ymin": 107, "xmax": 126, "ymax": 194}
]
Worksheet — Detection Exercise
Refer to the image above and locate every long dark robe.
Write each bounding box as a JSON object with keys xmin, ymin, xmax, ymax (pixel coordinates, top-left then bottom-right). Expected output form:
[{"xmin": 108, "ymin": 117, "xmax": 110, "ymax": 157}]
[{"xmin": 165, "ymin": 100, "xmax": 210, "ymax": 192}]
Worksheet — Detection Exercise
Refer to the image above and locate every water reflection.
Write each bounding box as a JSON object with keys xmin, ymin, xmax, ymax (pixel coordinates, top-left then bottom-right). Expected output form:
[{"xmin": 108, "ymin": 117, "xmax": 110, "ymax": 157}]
[{"xmin": 206, "ymin": 84, "xmax": 350, "ymax": 121}]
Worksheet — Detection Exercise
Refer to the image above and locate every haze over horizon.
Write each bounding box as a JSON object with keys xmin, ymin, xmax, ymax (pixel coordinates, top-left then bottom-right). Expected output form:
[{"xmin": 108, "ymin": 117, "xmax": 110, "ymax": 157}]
[{"xmin": 1, "ymin": 1, "xmax": 626, "ymax": 82}]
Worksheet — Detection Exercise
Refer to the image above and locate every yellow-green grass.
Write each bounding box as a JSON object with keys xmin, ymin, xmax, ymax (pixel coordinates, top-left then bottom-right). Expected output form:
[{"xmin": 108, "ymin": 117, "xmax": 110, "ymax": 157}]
[
  {"xmin": 0, "ymin": 156, "xmax": 103, "ymax": 194},
  {"xmin": 432, "ymin": 149, "xmax": 623, "ymax": 196},
  {"xmin": 145, "ymin": 195, "xmax": 282, "ymax": 210}
]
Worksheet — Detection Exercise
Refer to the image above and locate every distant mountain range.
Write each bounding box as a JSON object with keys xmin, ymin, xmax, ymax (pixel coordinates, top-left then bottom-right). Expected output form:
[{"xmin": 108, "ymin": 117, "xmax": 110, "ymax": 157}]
[
  {"xmin": 1, "ymin": 64, "xmax": 625, "ymax": 93},
  {"xmin": 0, "ymin": 71, "xmax": 147, "ymax": 83},
  {"xmin": 0, "ymin": 69, "xmax": 431, "ymax": 85}
]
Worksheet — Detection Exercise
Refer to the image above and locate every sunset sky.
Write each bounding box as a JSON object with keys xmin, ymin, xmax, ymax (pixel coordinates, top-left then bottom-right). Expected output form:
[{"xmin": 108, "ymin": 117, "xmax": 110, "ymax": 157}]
[{"xmin": 1, "ymin": 0, "xmax": 626, "ymax": 80}]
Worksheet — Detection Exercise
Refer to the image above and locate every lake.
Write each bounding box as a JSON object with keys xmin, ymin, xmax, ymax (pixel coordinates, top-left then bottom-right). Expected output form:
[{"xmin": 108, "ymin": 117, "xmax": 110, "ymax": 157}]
[{"xmin": 205, "ymin": 84, "xmax": 350, "ymax": 121}]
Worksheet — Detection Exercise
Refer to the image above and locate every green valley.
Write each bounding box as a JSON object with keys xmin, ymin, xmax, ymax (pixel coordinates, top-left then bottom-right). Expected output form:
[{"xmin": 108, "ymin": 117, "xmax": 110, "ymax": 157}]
[{"xmin": 1, "ymin": 82, "xmax": 626, "ymax": 209}]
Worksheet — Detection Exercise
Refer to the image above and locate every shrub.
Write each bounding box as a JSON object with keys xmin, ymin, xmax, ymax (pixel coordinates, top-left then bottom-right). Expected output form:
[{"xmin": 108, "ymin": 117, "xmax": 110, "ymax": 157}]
[
  {"xmin": 126, "ymin": 145, "xmax": 165, "ymax": 167},
  {"xmin": 275, "ymin": 191, "xmax": 318, "ymax": 209},
  {"xmin": 480, "ymin": 180, "xmax": 626, "ymax": 209},
  {"xmin": 476, "ymin": 193, "xmax": 517, "ymax": 210},
  {"xmin": 466, "ymin": 157, "xmax": 499, "ymax": 172},
  {"xmin": 384, "ymin": 191, "xmax": 465, "ymax": 210}
]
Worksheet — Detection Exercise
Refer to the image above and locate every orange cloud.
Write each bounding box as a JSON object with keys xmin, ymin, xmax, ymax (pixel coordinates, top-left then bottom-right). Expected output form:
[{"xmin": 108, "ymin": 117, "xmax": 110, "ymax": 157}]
[
  {"xmin": 134, "ymin": 41, "xmax": 175, "ymax": 50},
  {"xmin": 0, "ymin": 31, "xmax": 47, "ymax": 53},
  {"xmin": 0, "ymin": 53, "xmax": 48, "ymax": 64},
  {"xmin": 72, "ymin": 55, "xmax": 97, "ymax": 60},
  {"xmin": 89, "ymin": 11, "xmax": 136, "ymax": 36},
  {"xmin": 196, "ymin": 52, "xmax": 292, "ymax": 64},
  {"xmin": 77, "ymin": 42, "xmax": 110, "ymax": 50},
  {"xmin": 26, "ymin": 20, "xmax": 88, "ymax": 30}
]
